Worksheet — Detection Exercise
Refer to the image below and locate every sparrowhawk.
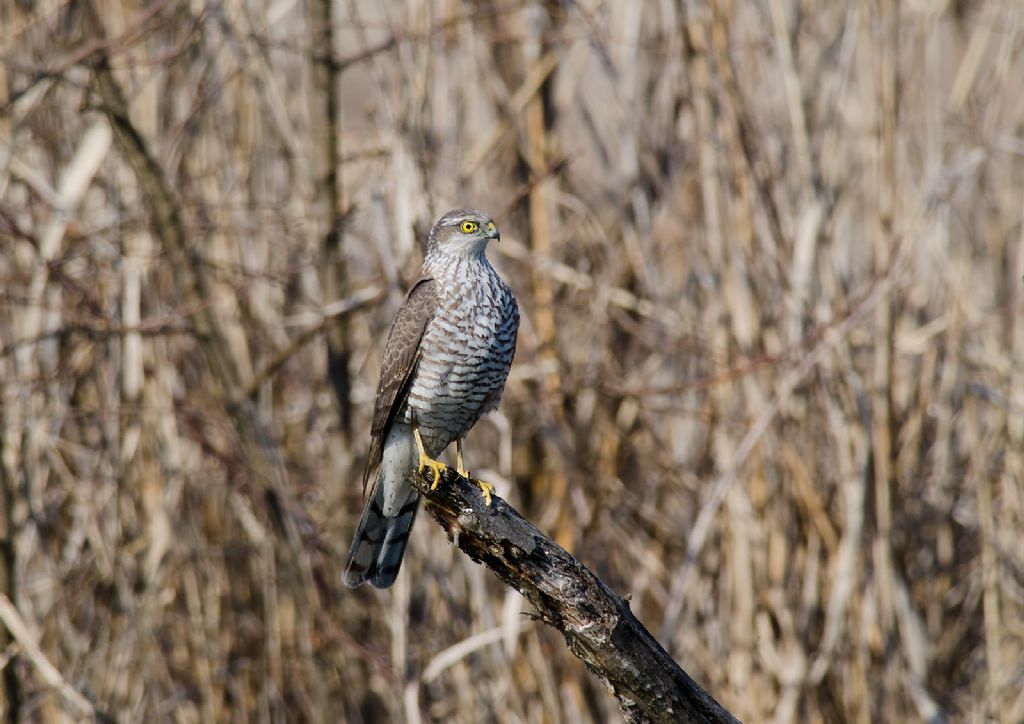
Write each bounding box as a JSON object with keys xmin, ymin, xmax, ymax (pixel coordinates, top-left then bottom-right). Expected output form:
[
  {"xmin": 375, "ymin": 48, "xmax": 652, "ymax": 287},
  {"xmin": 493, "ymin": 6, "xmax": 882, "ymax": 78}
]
[{"xmin": 343, "ymin": 209, "xmax": 519, "ymax": 589}]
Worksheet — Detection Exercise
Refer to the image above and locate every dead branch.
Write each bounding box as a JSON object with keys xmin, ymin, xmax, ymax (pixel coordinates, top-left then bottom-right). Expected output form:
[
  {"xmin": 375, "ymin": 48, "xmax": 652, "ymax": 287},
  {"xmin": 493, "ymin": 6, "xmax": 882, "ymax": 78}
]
[{"xmin": 408, "ymin": 467, "xmax": 740, "ymax": 724}]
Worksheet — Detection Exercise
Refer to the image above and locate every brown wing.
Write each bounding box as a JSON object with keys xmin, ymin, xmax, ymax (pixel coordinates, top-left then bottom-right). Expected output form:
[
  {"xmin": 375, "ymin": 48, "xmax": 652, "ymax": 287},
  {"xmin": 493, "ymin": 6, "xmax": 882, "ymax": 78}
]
[{"xmin": 362, "ymin": 277, "xmax": 437, "ymax": 492}]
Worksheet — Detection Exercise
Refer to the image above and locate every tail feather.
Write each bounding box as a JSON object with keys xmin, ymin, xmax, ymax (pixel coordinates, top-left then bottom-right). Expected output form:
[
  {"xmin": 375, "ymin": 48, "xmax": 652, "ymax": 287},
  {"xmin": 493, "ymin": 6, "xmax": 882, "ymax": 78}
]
[
  {"xmin": 343, "ymin": 482, "xmax": 420, "ymax": 588},
  {"xmin": 344, "ymin": 424, "xmax": 421, "ymax": 588}
]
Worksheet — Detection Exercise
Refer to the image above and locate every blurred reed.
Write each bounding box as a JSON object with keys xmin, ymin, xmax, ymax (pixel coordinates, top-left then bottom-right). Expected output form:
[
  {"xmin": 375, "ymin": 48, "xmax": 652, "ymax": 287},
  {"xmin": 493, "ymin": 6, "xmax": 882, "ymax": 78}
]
[{"xmin": 1, "ymin": 0, "xmax": 1022, "ymax": 721}]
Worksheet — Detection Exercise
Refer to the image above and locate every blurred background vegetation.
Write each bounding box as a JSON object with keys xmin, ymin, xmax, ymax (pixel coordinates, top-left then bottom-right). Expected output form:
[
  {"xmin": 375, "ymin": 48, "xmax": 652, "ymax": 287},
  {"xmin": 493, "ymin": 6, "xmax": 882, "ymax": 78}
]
[{"xmin": 2, "ymin": 0, "xmax": 1023, "ymax": 721}]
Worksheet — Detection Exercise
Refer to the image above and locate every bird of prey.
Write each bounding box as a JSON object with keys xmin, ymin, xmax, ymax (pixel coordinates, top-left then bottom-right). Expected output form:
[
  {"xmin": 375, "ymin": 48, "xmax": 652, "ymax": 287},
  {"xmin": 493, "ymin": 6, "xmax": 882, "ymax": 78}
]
[{"xmin": 343, "ymin": 209, "xmax": 519, "ymax": 589}]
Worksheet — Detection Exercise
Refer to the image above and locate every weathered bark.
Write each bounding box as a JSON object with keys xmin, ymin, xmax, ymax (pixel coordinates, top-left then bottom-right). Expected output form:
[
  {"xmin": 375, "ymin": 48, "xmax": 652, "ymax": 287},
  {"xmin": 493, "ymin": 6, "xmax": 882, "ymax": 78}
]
[{"xmin": 408, "ymin": 467, "xmax": 740, "ymax": 724}]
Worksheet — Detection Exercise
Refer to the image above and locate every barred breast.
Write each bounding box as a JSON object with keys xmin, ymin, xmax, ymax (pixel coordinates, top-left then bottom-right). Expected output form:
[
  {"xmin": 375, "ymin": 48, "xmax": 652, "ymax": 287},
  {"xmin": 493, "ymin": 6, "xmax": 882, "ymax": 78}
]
[{"xmin": 402, "ymin": 256, "xmax": 519, "ymax": 457}]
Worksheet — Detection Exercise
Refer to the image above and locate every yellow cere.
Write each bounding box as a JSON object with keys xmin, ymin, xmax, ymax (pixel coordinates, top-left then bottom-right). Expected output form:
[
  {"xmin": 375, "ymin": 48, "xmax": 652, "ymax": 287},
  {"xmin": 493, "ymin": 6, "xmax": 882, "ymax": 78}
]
[{"xmin": 460, "ymin": 220, "xmax": 479, "ymax": 233}]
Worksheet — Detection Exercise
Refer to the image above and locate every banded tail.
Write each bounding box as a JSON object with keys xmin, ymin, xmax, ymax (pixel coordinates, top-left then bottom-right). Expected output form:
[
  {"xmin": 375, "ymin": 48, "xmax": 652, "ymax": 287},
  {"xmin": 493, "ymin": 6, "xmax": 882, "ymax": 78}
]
[
  {"xmin": 343, "ymin": 424, "xmax": 420, "ymax": 588},
  {"xmin": 342, "ymin": 482, "xmax": 419, "ymax": 588}
]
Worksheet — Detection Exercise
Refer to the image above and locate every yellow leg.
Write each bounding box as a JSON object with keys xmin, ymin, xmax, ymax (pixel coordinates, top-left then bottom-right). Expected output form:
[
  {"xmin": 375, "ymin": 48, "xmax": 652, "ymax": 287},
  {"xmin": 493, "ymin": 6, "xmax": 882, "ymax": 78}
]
[
  {"xmin": 455, "ymin": 436, "xmax": 495, "ymax": 507},
  {"xmin": 413, "ymin": 426, "xmax": 448, "ymax": 490},
  {"xmin": 456, "ymin": 436, "xmax": 469, "ymax": 477}
]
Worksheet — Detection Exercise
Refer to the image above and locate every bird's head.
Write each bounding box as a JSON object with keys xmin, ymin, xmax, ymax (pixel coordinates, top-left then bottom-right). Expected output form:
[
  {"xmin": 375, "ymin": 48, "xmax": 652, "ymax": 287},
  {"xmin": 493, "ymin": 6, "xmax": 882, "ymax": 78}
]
[{"xmin": 426, "ymin": 209, "xmax": 500, "ymax": 260}]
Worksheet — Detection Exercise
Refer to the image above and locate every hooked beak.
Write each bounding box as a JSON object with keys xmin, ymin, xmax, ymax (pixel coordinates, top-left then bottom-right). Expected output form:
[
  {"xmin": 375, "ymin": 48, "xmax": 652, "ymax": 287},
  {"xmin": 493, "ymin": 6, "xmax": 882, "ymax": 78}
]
[{"xmin": 486, "ymin": 221, "xmax": 500, "ymax": 242}]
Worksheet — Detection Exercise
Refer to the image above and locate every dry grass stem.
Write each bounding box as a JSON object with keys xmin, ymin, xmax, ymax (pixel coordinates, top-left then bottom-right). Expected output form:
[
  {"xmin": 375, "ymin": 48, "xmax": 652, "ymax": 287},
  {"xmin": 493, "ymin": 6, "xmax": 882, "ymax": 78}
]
[{"xmin": 2, "ymin": 1, "xmax": 1022, "ymax": 721}]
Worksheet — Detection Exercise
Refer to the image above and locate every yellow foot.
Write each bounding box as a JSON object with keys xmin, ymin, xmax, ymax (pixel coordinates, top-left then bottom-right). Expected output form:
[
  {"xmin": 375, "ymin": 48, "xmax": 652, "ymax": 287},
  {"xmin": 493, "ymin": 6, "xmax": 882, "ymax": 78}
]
[
  {"xmin": 413, "ymin": 426, "xmax": 448, "ymax": 488},
  {"xmin": 473, "ymin": 479, "xmax": 495, "ymax": 507},
  {"xmin": 420, "ymin": 454, "xmax": 448, "ymax": 490}
]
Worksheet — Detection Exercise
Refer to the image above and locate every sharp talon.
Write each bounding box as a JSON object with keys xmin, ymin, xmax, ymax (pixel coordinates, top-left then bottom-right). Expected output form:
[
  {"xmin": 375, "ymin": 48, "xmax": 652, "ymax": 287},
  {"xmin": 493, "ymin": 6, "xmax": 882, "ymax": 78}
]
[
  {"xmin": 420, "ymin": 455, "xmax": 447, "ymax": 489},
  {"xmin": 474, "ymin": 479, "xmax": 495, "ymax": 507},
  {"xmin": 413, "ymin": 425, "xmax": 448, "ymax": 489}
]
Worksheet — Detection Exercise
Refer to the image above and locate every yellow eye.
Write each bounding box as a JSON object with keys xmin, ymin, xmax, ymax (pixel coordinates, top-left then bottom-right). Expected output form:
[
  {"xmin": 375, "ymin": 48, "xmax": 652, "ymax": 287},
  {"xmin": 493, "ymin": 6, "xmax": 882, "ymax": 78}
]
[{"xmin": 460, "ymin": 220, "xmax": 479, "ymax": 233}]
